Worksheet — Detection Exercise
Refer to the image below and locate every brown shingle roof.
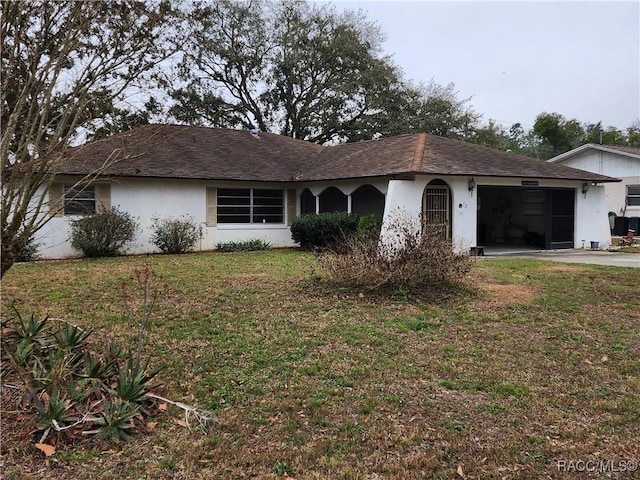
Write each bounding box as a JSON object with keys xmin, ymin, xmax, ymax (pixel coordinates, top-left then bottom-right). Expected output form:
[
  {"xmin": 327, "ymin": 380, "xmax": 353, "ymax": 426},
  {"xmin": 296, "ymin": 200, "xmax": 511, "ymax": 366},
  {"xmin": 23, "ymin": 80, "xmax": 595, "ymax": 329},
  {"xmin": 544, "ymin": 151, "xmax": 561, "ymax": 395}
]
[
  {"xmin": 59, "ymin": 124, "xmax": 619, "ymax": 183},
  {"xmin": 301, "ymin": 133, "xmax": 619, "ymax": 182},
  {"xmin": 63, "ymin": 124, "xmax": 322, "ymax": 182}
]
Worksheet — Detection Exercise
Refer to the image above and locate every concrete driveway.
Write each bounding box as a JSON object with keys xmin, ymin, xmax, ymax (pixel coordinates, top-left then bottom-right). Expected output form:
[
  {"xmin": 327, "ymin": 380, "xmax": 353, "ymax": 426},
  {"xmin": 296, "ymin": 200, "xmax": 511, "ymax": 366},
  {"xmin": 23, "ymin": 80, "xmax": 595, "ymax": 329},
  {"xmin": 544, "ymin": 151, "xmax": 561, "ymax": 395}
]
[{"xmin": 486, "ymin": 249, "xmax": 640, "ymax": 268}]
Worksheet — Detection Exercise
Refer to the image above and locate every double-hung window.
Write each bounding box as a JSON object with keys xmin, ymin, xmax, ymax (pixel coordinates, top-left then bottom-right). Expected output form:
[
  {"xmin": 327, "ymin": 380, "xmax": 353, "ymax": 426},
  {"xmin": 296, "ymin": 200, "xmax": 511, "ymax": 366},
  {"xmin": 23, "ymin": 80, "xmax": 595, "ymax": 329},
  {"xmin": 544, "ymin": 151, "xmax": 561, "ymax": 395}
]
[
  {"xmin": 217, "ymin": 188, "xmax": 284, "ymax": 224},
  {"xmin": 627, "ymin": 185, "xmax": 640, "ymax": 206},
  {"xmin": 63, "ymin": 185, "xmax": 96, "ymax": 215}
]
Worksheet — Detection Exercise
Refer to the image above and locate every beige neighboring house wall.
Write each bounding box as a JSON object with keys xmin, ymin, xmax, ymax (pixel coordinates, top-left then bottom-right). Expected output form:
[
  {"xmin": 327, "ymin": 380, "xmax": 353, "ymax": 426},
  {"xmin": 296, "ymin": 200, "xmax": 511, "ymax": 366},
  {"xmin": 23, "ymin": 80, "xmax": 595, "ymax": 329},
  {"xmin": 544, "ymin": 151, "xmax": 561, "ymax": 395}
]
[{"xmin": 549, "ymin": 144, "xmax": 640, "ymax": 217}]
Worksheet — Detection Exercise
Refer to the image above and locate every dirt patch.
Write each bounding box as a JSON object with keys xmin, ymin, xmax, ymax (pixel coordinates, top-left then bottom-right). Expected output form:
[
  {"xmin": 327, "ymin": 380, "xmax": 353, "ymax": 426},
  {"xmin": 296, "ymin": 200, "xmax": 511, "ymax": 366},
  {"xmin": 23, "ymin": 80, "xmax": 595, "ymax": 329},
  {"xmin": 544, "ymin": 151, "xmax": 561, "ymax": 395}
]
[{"xmin": 477, "ymin": 281, "xmax": 537, "ymax": 307}]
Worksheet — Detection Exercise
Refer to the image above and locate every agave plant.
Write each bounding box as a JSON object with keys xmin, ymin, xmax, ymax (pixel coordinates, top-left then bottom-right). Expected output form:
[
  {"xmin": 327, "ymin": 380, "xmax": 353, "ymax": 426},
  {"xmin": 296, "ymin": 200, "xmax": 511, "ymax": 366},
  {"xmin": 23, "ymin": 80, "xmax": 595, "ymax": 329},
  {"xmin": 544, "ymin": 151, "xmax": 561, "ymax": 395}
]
[
  {"xmin": 104, "ymin": 342, "xmax": 126, "ymax": 365},
  {"xmin": 8, "ymin": 338, "xmax": 35, "ymax": 367},
  {"xmin": 94, "ymin": 399, "xmax": 140, "ymax": 442},
  {"xmin": 53, "ymin": 322, "xmax": 91, "ymax": 357},
  {"xmin": 36, "ymin": 392, "xmax": 76, "ymax": 432},
  {"xmin": 81, "ymin": 353, "xmax": 116, "ymax": 381},
  {"xmin": 113, "ymin": 358, "xmax": 160, "ymax": 404},
  {"xmin": 10, "ymin": 309, "xmax": 51, "ymax": 351}
]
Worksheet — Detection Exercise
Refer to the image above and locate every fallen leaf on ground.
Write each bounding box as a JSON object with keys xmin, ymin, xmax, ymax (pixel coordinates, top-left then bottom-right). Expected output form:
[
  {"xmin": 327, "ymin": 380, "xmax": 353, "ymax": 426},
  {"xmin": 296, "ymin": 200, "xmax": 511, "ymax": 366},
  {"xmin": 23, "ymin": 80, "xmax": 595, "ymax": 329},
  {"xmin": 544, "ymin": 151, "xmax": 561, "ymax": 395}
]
[
  {"xmin": 173, "ymin": 418, "xmax": 188, "ymax": 427},
  {"xmin": 457, "ymin": 464, "xmax": 466, "ymax": 479},
  {"xmin": 35, "ymin": 443, "xmax": 55, "ymax": 457}
]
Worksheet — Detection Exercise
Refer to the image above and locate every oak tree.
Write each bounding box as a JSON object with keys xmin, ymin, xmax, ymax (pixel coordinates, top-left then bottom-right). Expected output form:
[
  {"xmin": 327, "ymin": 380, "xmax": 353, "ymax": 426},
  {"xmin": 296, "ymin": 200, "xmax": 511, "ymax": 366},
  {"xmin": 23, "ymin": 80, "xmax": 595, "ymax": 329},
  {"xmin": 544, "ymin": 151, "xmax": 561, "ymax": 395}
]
[{"xmin": 170, "ymin": 0, "xmax": 411, "ymax": 144}]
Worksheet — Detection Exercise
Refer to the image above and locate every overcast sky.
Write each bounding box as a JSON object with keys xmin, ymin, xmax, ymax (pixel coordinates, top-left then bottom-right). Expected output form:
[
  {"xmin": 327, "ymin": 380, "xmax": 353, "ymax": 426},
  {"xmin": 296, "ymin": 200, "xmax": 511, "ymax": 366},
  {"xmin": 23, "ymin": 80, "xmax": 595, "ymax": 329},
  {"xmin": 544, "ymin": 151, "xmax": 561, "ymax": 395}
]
[{"xmin": 331, "ymin": 0, "xmax": 639, "ymax": 131}]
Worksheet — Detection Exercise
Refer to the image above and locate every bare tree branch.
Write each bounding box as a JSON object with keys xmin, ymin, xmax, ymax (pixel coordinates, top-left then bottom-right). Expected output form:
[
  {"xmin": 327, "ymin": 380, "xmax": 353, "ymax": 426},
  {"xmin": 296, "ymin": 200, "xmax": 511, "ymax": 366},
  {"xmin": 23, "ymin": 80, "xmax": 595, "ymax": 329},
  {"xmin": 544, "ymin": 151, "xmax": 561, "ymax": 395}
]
[{"xmin": 1, "ymin": 0, "xmax": 182, "ymax": 276}]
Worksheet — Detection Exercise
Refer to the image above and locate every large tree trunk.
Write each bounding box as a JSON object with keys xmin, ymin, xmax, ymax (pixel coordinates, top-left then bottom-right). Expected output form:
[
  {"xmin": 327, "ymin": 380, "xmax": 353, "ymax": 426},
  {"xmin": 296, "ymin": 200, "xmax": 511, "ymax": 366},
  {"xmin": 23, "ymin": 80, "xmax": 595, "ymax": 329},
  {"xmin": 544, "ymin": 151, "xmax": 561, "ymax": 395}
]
[{"xmin": 1, "ymin": 239, "xmax": 20, "ymax": 278}]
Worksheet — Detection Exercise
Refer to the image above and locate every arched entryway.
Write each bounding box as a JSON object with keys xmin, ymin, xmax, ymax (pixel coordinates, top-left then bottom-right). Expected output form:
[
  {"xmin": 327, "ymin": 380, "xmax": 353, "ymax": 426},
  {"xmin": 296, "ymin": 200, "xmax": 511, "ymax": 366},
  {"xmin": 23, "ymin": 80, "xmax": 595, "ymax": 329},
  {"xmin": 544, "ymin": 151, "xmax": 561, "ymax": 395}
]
[
  {"xmin": 351, "ymin": 184, "xmax": 385, "ymax": 216},
  {"xmin": 423, "ymin": 179, "xmax": 452, "ymax": 239},
  {"xmin": 300, "ymin": 188, "xmax": 316, "ymax": 214},
  {"xmin": 319, "ymin": 187, "xmax": 348, "ymax": 213}
]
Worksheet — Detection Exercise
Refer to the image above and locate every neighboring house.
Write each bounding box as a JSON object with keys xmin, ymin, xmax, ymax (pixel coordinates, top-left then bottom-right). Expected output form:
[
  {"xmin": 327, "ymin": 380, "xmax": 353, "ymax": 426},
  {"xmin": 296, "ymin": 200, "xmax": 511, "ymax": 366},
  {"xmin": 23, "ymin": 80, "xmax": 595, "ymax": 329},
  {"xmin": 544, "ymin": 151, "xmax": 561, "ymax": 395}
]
[
  {"xmin": 36, "ymin": 124, "xmax": 619, "ymax": 258},
  {"xmin": 548, "ymin": 144, "xmax": 640, "ymax": 218}
]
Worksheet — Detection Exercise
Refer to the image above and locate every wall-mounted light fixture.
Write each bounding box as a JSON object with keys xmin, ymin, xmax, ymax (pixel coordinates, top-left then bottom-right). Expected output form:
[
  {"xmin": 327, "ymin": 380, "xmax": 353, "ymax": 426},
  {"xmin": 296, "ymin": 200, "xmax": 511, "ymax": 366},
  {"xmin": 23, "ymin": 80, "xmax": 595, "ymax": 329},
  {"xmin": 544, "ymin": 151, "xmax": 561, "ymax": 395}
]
[
  {"xmin": 468, "ymin": 178, "xmax": 476, "ymax": 193},
  {"xmin": 582, "ymin": 182, "xmax": 590, "ymax": 195}
]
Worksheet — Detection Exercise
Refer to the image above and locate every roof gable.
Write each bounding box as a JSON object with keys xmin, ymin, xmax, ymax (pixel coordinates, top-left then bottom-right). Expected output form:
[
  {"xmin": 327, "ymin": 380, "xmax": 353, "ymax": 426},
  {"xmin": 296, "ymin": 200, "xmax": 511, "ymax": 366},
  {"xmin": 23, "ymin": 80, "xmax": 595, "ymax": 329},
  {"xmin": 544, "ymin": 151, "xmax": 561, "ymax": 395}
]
[{"xmin": 549, "ymin": 143, "xmax": 640, "ymax": 163}]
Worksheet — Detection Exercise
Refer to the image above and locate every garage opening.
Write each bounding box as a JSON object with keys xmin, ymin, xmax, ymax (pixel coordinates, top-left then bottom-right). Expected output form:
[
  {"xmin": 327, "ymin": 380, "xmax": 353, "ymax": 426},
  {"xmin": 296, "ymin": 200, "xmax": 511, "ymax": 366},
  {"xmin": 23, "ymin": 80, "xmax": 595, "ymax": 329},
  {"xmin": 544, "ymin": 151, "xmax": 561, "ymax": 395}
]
[{"xmin": 477, "ymin": 186, "xmax": 575, "ymax": 250}]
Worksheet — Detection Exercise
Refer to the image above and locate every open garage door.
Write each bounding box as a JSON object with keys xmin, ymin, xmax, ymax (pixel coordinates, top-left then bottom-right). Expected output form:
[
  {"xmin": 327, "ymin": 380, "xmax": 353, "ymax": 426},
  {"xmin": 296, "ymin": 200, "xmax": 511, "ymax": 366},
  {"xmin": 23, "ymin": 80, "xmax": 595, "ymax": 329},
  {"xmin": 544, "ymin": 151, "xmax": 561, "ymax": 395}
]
[{"xmin": 477, "ymin": 186, "xmax": 575, "ymax": 250}]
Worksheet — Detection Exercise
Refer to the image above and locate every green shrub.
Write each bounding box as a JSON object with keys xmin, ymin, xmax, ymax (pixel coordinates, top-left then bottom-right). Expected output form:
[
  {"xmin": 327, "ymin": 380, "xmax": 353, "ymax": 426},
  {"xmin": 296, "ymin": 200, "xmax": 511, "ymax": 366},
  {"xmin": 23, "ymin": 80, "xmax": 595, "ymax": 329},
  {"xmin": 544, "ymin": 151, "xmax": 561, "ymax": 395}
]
[
  {"xmin": 290, "ymin": 212, "xmax": 359, "ymax": 250},
  {"xmin": 16, "ymin": 236, "xmax": 40, "ymax": 262},
  {"xmin": 150, "ymin": 215, "xmax": 201, "ymax": 254},
  {"xmin": 70, "ymin": 207, "xmax": 138, "ymax": 257},
  {"xmin": 216, "ymin": 239, "xmax": 272, "ymax": 252},
  {"xmin": 357, "ymin": 214, "xmax": 383, "ymax": 237}
]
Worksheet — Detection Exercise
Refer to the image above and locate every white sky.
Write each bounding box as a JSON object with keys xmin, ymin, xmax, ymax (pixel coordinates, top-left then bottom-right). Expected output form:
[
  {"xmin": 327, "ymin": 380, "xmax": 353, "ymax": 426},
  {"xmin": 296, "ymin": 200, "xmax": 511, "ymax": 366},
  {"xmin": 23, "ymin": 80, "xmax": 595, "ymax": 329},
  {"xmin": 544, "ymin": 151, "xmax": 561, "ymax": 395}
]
[{"xmin": 331, "ymin": 0, "xmax": 640, "ymax": 131}]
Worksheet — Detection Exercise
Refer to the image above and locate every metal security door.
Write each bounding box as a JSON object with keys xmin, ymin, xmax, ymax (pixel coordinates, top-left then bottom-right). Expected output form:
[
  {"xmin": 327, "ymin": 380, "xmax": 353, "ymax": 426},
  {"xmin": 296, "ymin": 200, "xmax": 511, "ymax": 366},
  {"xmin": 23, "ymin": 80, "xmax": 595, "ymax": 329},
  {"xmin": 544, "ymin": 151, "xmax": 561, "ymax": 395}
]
[
  {"xmin": 423, "ymin": 184, "xmax": 451, "ymax": 239},
  {"xmin": 545, "ymin": 188, "xmax": 575, "ymax": 249}
]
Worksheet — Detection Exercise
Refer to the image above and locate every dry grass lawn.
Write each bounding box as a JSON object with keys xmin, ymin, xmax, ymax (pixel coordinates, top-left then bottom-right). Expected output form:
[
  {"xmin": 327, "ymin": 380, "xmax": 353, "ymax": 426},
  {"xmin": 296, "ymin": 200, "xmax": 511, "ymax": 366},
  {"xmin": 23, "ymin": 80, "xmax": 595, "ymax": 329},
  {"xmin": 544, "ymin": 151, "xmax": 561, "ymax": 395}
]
[{"xmin": 1, "ymin": 251, "xmax": 639, "ymax": 479}]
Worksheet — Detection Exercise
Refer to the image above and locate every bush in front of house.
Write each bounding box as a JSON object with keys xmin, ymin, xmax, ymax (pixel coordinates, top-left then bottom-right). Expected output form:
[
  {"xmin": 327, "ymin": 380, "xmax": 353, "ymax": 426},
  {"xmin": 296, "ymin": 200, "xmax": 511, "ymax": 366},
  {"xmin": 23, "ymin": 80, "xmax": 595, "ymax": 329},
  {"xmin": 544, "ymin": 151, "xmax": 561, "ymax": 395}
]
[
  {"xmin": 290, "ymin": 212, "xmax": 359, "ymax": 250},
  {"xmin": 70, "ymin": 207, "xmax": 138, "ymax": 257},
  {"xmin": 150, "ymin": 215, "xmax": 201, "ymax": 254},
  {"xmin": 357, "ymin": 213, "xmax": 383, "ymax": 237},
  {"xmin": 16, "ymin": 235, "xmax": 40, "ymax": 262},
  {"xmin": 216, "ymin": 239, "xmax": 272, "ymax": 252},
  {"xmin": 318, "ymin": 213, "xmax": 472, "ymax": 294}
]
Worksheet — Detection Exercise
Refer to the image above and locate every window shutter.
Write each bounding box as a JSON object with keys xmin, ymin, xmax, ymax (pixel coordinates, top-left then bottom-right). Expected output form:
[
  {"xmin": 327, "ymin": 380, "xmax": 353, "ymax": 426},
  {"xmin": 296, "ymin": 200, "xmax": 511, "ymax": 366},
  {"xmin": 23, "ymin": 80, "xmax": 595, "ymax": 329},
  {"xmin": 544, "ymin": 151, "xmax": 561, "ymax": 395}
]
[
  {"xmin": 96, "ymin": 184, "xmax": 111, "ymax": 212},
  {"xmin": 48, "ymin": 183, "xmax": 63, "ymax": 217},
  {"xmin": 287, "ymin": 189, "xmax": 297, "ymax": 225},
  {"xmin": 206, "ymin": 187, "xmax": 217, "ymax": 226}
]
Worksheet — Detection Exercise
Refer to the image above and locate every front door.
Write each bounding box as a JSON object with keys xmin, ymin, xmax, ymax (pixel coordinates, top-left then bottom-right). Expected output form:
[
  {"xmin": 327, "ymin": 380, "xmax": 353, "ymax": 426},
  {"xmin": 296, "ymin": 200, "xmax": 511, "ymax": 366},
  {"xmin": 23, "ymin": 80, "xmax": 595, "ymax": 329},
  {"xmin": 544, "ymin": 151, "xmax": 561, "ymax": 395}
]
[
  {"xmin": 423, "ymin": 182, "xmax": 451, "ymax": 239},
  {"xmin": 546, "ymin": 188, "xmax": 575, "ymax": 249}
]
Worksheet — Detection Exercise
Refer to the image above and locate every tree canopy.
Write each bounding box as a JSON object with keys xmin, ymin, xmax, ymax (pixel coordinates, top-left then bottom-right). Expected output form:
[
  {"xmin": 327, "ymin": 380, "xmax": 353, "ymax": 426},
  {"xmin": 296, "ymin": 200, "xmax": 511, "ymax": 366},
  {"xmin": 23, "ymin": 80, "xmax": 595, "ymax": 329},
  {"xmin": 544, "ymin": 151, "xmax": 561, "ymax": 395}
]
[
  {"xmin": 170, "ymin": 0, "xmax": 398, "ymax": 143},
  {"xmin": 468, "ymin": 113, "xmax": 640, "ymax": 160},
  {"xmin": 168, "ymin": 0, "xmax": 480, "ymax": 144}
]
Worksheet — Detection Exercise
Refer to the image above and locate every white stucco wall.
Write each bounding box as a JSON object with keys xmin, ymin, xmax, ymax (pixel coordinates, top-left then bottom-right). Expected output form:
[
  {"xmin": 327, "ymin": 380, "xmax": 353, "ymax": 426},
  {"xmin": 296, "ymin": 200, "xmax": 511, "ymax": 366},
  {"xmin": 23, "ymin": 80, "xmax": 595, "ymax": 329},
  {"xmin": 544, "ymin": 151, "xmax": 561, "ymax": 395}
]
[
  {"xmin": 553, "ymin": 150, "xmax": 640, "ymax": 216},
  {"xmin": 575, "ymin": 184, "xmax": 612, "ymax": 249},
  {"xmin": 35, "ymin": 178, "xmax": 298, "ymax": 259},
  {"xmin": 382, "ymin": 175, "xmax": 613, "ymax": 251},
  {"xmin": 302, "ymin": 178, "xmax": 389, "ymax": 197},
  {"xmin": 32, "ymin": 173, "xmax": 614, "ymax": 259},
  {"xmin": 381, "ymin": 176, "xmax": 476, "ymax": 253}
]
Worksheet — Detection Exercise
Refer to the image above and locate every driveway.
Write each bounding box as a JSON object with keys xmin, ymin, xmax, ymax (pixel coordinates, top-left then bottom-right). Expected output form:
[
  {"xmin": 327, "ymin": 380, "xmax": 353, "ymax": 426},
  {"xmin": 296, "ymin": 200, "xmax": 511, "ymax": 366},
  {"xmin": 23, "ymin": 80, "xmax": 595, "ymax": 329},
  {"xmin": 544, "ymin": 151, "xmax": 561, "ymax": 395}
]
[{"xmin": 486, "ymin": 249, "xmax": 640, "ymax": 268}]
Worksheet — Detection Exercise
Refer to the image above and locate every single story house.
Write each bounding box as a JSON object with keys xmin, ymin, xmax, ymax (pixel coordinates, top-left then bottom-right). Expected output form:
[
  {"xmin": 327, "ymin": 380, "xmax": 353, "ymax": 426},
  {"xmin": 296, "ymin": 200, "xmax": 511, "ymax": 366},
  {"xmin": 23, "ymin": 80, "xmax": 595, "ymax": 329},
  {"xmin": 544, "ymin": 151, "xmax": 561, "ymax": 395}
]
[
  {"xmin": 548, "ymin": 144, "xmax": 640, "ymax": 218},
  {"xmin": 36, "ymin": 124, "xmax": 619, "ymax": 258}
]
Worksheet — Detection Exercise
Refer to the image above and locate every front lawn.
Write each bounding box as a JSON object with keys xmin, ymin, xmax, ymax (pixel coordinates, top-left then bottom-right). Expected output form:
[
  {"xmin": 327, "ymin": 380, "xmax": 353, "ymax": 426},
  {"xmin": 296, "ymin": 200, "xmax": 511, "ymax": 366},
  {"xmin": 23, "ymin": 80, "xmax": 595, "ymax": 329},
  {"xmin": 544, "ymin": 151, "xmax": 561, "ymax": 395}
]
[{"xmin": 2, "ymin": 251, "xmax": 639, "ymax": 479}]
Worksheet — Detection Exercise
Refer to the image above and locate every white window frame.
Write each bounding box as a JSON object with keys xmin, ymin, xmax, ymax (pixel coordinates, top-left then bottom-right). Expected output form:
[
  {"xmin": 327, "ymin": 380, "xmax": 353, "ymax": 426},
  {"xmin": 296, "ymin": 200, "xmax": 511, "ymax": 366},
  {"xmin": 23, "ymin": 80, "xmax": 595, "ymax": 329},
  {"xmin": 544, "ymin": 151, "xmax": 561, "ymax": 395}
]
[
  {"xmin": 217, "ymin": 188, "xmax": 285, "ymax": 224},
  {"xmin": 626, "ymin": 184, "xmax": 640, "ymax": 207}
]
